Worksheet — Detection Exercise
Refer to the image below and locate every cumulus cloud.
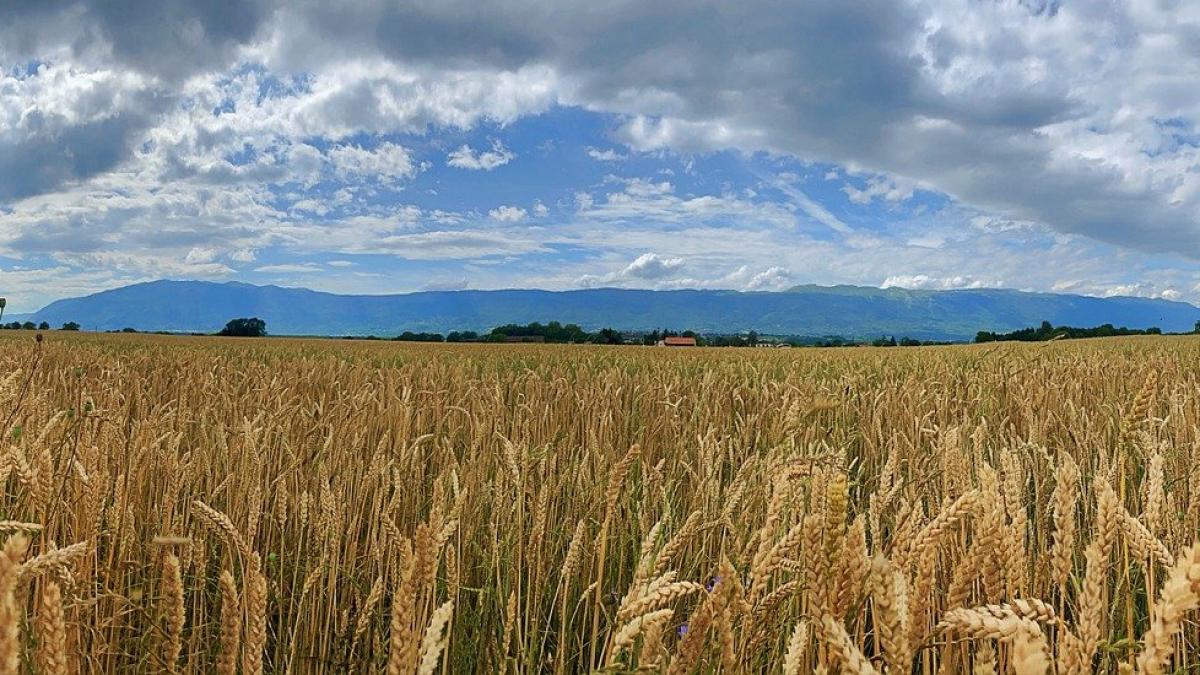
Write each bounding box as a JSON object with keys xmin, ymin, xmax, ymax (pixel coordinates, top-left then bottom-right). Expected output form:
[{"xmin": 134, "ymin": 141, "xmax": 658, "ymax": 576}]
[
  {"xmin": 329, "ymin": 142, "xmax": 419, "ymax": 182},
  {"xmin": 721, "ymin": 265, "xmax": 793, "ymax": 291},
  {"xmin": 447, "ymin": 140, "xmax": 516, "ymax": 170},
  {"xmin": 843, "ymin": 176, "xmax": 916, "ymax": 205},
  {"xmin": 184, "ymin": 247, "xmax": 218, "ymax": 264},
  {"xmin": 622, "ymin": 253, "xmax": 685, "ymax": 280},
  {"xmin": 577, "ymin": 252, "xmax": 684, "ymax": 287},
  {"xmin": 488, "ymin": 205, "xmax": 527, "ymax": 222},
  {"xmin": 1102, "ymin": 283, "xmax": 1184, "ymax": 301},
  {"xmin": 230, "ymin": 249, "xmax": 258, "ymax": 263},
  {"xmin": 576, "ymin": 253, "xmax": 793, "ymax": 292}
]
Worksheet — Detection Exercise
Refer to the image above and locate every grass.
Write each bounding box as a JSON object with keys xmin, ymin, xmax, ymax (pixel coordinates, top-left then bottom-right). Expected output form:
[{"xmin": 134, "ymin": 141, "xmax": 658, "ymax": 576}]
[{"xmin": 0, "ymin": 330, "xmax": 1197, "ymax": 672}]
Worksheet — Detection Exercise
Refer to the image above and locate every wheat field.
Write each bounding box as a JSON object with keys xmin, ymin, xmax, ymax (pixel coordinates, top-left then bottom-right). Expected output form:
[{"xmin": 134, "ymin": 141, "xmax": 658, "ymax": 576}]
[{"xmin": 0, "ymin": 330, "xmax": 1197, "ymax": 673}]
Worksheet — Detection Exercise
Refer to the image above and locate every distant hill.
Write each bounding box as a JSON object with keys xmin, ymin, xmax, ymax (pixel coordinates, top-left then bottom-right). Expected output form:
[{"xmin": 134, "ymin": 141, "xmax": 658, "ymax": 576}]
[{"xmin": 27, "ymin": 280, "xmax": 1200, "ymax": 341}]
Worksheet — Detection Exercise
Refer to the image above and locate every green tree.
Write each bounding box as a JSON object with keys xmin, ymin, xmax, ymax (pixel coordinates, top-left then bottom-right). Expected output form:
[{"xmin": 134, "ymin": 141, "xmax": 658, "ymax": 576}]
[
  {"xmin": 394, "ymin": 331, "xmax": 444, "ymax": 342},
  {"xmin": 218, "ymin": 317, "xmax": 267, "ymax": 337},
  {"xmin": 593, "ymin": 328, "xmax": 624, "ymax": 345},
  {"xmin": 60, "ymin": 322, "xmax": 80, "ymax": 331},
  {"xmin": 38, "ymin": 321, "xmax": 49, "ymax": 331},
  {"xmin": 488, "ymin": 321, "xmax": 591, "ymax": 343}
]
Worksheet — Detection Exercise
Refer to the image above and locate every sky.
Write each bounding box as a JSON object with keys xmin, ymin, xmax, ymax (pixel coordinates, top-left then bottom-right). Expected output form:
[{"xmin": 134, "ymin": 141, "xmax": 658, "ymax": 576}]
[{"xmin": 1, "ymin": 0, "xmax": 1200, "ymax": 313}]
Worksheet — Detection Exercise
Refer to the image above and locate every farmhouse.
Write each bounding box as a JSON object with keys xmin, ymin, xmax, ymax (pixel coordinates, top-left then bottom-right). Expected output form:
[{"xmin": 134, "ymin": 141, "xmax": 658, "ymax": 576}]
[{"xmin": 657, "ymin": 336, "xmax": 697, "ymax": 347}]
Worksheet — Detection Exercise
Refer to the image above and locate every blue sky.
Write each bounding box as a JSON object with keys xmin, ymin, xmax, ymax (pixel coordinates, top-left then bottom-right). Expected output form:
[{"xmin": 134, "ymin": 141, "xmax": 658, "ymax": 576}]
[{"xmin": 2, "ymin": 0, "xmax": 1200, "ymax": 312}]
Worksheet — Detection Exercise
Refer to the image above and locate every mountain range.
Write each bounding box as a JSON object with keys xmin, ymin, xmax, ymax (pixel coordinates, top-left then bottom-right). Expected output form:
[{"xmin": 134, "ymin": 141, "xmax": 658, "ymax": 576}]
[{"xmin": 18, "ymin": 280, "xmax": 1200, "ymax": 341}]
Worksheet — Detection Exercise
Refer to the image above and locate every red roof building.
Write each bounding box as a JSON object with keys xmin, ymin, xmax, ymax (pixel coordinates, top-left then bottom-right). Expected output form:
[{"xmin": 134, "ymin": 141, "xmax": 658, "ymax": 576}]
[{"xmin": 660, "ymin": 336, "xmax": 697, "ymax": 346}]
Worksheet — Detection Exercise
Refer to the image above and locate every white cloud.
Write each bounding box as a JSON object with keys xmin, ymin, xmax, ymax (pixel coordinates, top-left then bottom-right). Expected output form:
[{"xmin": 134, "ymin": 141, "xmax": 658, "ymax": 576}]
[
  {"xmin": 276, "ymin": 219, "xmax": 548, "ymax": 259},
  {"xmin": 578, "ymin": 252, "xmax": 684, "ymax": 287},
  {"xmin": 230, "ymin": 248, "xmax": 258, "ymax": 263},
  {"xmin": 488, "ymin": 205, "xmax": 527, "ymax": 222},
  {"xmin": 721, "ymin": 265, "xmax": 794, "ymax": 291},
  {"xmin": 586, "ymin": 147, "xmax": 625, "ymax": 162},
  {"xmin": 184, "ymin": 247, "xmax": 218, "ymax": 264},
  {"xmin": 623, "ymin": 252, "xmax": 684, "ymax": 280},
  {"xmin": 615, "ymin": 115, "xmax": 765, "ymax": 155},
  {"xmin": 290, "ymin": 199, "xmax": 331, "ymax": 216},
  {"xmin": 575, "ymin": 253, "xmax": 792, "ymax": 292},
  {"xmin": 1102, "ymin": 283, "xmax": 1184, "ymax": 301},
  {"xmin": 843, "ymin": 176, "xmax": 916, "ymax": 205},
  {"xmin": 578, "ymin": 177, "xmax": 797, "ymax": 229},
  {"xmin": 328, "ymin": 142, "xmax": 419, "ymax": 183},
  {"xmin": 447, "ymin": 140, "xmax": 516, "ymax": 171},
  {"xmin": 52, "ymin": 251, "xmax": 235, "ymax": 279},
  {"xmin": 970, "ymin": 216, "xmax": 1038, "ymax": 233},
  {"xmin": 881, "ymin": 275, "xmax": 1001, "ymax": 291}
]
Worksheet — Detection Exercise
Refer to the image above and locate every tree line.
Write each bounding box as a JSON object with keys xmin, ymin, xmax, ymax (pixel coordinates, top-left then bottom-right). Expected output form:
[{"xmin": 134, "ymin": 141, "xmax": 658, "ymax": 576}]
[
  {"xmin": 974, "ymin": 320, "xmax": 1164, "ymax": 343},
  {"xmin": 390, "ymin": 321, "xmax": 626, "ymax": 344},
  {"xmin": 1, "ymin": 321, "xmax": 78, "ymax": 331}
]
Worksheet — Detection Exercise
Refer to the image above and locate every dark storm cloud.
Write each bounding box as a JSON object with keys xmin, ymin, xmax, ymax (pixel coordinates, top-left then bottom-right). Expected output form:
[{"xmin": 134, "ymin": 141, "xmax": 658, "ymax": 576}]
[
  {"xmin": 0, "ymin": 0, "xmax": 273, "ymax": 80},
  {"xmin": 0, "ymin": 88, "xmax": 166, "ymax": 201},
  {"xmin": 0, "ymin": 0, "xmax": 270, "ymax": 199}
]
